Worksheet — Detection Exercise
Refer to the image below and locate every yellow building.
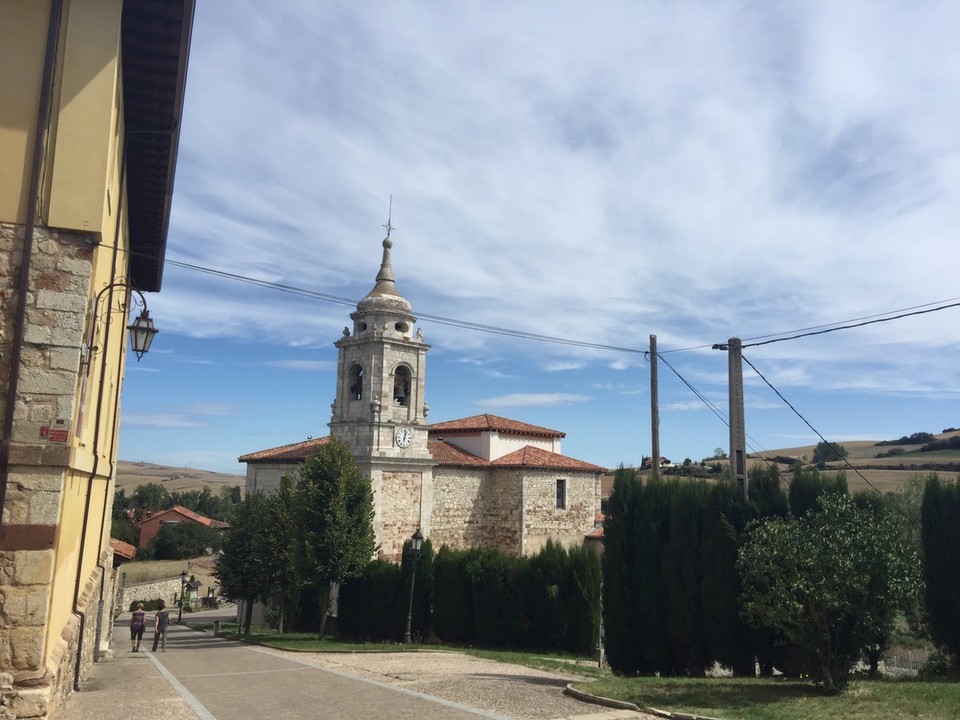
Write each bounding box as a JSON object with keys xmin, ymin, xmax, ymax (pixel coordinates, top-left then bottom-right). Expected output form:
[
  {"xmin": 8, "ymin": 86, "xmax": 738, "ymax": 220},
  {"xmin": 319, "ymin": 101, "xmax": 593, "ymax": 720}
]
[{"xmin": 0, "ymin": 1, "xmax": 194, "ymax": 716}]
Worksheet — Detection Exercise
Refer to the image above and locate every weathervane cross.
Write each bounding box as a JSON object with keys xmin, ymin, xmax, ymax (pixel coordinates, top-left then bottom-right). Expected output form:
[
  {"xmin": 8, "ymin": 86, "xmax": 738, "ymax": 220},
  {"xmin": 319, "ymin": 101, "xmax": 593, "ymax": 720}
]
[{"xmin": 383, "ymin": 195, "xmax": 395, "ymax": 237}]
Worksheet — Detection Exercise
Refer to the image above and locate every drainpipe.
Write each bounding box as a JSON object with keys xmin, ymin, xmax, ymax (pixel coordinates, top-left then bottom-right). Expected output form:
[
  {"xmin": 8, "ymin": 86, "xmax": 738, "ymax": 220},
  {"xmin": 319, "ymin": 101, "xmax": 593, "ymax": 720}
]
[
  {"xmin": 75, "ymin": 121, "xmax": 137, "ymax": 677},
  {"xmin": 0, "ymin": 0, "xmax": 63, "ymax": 524}
]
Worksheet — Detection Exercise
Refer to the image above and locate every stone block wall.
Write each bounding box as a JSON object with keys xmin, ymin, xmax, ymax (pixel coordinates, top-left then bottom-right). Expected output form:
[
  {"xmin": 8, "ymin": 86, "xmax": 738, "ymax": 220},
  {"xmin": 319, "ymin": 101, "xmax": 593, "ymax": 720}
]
[
  {"xmin": 431, "ymin": 468, "xmax": 521, "ymax": 554},
  {"xmin": 522, "ymin": 470, "xmax": 599, "ymax": 554},
  {"xmin": 378, "ymin": 471, "xmax": 422, "ymax": 560},
  {"xmin": 115, "ymin": 578, "xmax": 184, "ymax": 615}
]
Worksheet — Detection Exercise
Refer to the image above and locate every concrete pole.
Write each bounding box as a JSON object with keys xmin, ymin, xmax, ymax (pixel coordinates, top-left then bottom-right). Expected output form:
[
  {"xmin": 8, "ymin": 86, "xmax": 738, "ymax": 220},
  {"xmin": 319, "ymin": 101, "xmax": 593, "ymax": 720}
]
[
  {"xmin": 727, "ymin": 337, "xmax": 747, "ymax": 500},
  {"xmin": 650, "ymin": 335, "xmax": 660, "ymax": 479}
]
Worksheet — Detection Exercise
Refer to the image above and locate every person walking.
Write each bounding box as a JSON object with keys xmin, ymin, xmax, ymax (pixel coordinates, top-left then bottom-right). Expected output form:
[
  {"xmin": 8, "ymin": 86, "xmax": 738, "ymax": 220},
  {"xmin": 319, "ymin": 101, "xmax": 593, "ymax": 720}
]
[
  {"xmin": 152, "ymin": 600, "xmax": 171, "ymax": 652},
  {"xmin": 130, "ymin": 602, "xmax": 146, "ymax": 652}
]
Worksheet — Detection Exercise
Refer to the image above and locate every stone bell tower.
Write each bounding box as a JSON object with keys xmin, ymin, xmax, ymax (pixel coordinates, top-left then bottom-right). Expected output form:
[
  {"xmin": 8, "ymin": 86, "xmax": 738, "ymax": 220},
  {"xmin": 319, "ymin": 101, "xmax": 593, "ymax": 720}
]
[{"xmin": 329, "ymin": 229, "xmax": 435, "ymax": 560}]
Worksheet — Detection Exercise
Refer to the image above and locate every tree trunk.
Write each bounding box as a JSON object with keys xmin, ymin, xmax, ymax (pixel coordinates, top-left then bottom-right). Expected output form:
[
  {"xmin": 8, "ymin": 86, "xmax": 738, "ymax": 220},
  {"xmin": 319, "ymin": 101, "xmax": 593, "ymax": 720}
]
[
  {"xmin": 817, "ymin": 650, "xmax": 836, "ymax": 692},
  {"xmin": 243, "ymin": 598, "xmax": 254, "ymax": 636},
  {"xmin": 317, "ymin": 582, "xmax": 331, "ymax": 640}
]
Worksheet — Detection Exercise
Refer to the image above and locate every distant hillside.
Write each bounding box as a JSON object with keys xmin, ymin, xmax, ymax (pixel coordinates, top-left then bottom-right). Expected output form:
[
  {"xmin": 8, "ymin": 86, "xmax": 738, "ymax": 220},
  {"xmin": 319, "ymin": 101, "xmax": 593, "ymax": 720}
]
[
  {"xmin": 747, "ymin": 428, "xmax": 960, "ymax": 494},
  {"xmin": 116, "ymin": 460, "xmax": 244, "ymax": 495}
]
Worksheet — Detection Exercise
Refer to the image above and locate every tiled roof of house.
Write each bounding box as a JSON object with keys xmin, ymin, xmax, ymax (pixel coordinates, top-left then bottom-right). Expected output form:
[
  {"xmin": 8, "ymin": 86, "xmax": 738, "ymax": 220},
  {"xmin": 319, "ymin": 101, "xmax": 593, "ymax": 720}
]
[
  {"xmin": 238, "ymin": 436, "xmax": 330, "ymax": 463},
  {"xmin": 491, "ymin": 446, "xmax": 606, "ymax": 472},
  {"xmin": 428, "ymin": 441, "xmax": 604, "ymax": 472},
  {"xmin": 428, "ymin": 414, "xmax": 564, "ymax": 438},
  {"xmin": 138, "ymin": 505, "xmax": 230, "ymax": 529},
  {"xmin": 428, "ymin": 440, "xmax": 488, "ymax": 467},
  {"xmin": 585, "ymin": 525, "xmax": 604, "ymax": 539},
  {"xmin": 109, "ymin": 538, "xmax": 137, "ymax": 559},
  {"xmin": 170, "ymin": 505, "xmax": 230, "ymax": 529}
]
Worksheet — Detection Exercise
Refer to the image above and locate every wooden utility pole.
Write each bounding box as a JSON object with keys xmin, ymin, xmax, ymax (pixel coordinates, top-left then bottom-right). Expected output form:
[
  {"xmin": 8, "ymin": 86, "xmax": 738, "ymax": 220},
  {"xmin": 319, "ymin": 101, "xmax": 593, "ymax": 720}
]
[
  {"xmin": 650, "ymin": 335, "xmax": 660, "ymax": 479},
  {"xmin": 726, "ymin": 337, "xmax": 747, "ymax": 500}
]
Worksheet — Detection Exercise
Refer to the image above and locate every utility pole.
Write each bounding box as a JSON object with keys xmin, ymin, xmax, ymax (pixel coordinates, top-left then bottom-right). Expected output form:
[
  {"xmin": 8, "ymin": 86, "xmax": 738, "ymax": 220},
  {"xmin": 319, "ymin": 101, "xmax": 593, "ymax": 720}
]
[
  {"xmin": 726, "ymin": 337, "xmax": 747, "ymax": 500},
  {"xmin": 649, "ymin": 335, "xmax": 660, "ymax": 479}
]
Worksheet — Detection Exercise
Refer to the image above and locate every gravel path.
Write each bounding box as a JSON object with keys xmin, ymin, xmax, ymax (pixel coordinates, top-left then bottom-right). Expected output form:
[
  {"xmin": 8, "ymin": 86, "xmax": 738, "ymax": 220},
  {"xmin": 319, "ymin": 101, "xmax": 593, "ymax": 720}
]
[{"xmin": 269, "ymin": 649, "xmax": 656, "ymax": 720}]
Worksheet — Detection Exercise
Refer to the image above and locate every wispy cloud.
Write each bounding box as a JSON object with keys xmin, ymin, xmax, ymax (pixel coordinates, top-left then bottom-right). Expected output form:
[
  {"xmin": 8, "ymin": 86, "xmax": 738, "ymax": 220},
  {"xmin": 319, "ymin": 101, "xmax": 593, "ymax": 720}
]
[
  {"xmin": 263, "ymin": 360, "xmax": 335, "ymax": 372},
  {"xmin": 476, "ymin": 393, "xmax": 592, "ymax": 409},
  {"xmin": 123, "ymin": 414, "xmax": 214, "ymax": 429}
]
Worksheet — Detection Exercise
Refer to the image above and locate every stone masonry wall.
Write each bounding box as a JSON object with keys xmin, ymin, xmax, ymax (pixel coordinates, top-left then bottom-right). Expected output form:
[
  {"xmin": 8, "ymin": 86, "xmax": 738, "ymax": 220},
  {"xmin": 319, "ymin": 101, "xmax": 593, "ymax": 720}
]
[
  {"xmin": 0, "ymin": 222, "xmax": 98, "ymax": 720},
  {"xmin": 521, "ymin": 470, "xmax": 599, "ymax": 554},
  {"xmin": 431, "ymin": 468, "xmax": 520, "ymax": 555},
  {"xmin": 378, "ymin": 471, "xmax": 422, "ymax": 561},
  {"xmin": 115, "ymin": 578, "xmax": 185, "ymax": 615}
]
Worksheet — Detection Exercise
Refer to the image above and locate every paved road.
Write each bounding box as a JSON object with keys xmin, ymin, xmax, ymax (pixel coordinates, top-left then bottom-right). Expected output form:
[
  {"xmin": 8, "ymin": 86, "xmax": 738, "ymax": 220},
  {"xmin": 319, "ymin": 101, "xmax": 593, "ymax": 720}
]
[{"xmin": 57, "ymin": 614, "xmax": 650, "ymax": 720}]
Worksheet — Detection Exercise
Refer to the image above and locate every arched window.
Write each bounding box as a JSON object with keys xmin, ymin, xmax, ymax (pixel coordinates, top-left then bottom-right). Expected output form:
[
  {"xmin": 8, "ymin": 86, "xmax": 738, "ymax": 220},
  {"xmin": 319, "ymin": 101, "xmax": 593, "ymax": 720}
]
[
  {"xmin": 393, "ymin": 366, "xmax": 411, "ymax": 407},
  {"xmin": 348, "ymin": 364, "xmax": 364, "ymax": 401}
]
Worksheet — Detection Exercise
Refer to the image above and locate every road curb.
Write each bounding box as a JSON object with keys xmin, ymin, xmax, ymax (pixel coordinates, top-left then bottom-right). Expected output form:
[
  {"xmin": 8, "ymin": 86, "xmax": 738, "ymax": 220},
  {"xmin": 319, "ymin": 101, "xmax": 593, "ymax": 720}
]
[
  {"xmin": 563, "ymin": 683, "xmax": 642, "ymax": 711},
  {"xmin": 563, "ymin": 684, "xmax": 726, "ymax": 720}
]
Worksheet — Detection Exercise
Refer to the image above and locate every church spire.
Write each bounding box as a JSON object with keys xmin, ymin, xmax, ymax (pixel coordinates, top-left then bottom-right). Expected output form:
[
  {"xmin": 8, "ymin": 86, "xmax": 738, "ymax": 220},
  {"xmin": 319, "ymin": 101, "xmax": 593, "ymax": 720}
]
[{"xmin": 356, "ymin": 210, "xmax": 412, "ymax": 316}]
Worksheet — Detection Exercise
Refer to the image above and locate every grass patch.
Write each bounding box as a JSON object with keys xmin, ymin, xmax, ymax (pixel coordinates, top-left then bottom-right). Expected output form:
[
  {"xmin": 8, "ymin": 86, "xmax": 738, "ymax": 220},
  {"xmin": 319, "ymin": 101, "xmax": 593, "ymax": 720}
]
[{"xmin": 574, "ymin": 675, "xmax": 960, "ymax": 720}]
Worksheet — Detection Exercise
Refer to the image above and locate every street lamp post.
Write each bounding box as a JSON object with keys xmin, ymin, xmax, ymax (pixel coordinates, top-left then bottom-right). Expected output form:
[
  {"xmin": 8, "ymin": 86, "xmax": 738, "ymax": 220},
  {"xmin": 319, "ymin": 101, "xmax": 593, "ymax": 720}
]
[
  {"xmin": 178, "ymin": 570, "xmax": 188, "ymax": 623},
  {"xmin": 403, "ymin": 528, "xmax": 424, "ymax": 644}
]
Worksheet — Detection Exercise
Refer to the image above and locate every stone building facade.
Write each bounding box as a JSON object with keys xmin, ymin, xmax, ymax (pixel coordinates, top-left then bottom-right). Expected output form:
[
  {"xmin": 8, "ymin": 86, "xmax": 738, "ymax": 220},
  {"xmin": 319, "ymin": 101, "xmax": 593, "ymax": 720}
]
[
  {"xmin": 241, "ymin": 234, "xmax": 604, "ymax": 561},
  {"xmin": 0, "ymin": 3, "xmax": 194, "ymax": 717}
]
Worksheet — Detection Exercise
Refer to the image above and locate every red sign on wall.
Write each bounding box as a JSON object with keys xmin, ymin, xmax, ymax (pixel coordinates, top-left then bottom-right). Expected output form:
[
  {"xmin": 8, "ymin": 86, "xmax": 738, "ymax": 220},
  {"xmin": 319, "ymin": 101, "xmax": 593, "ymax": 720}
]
[{"xmin": 39, "ymin": 419, "xmax": 70, "ymax": 443}]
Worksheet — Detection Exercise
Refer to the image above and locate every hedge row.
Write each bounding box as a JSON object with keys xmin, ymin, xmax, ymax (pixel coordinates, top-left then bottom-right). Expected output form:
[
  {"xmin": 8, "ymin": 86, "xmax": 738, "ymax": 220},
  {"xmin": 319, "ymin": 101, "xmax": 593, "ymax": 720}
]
[{"xmin": 338, "ymin": 539, "xmax": 601, "ymax": 654}]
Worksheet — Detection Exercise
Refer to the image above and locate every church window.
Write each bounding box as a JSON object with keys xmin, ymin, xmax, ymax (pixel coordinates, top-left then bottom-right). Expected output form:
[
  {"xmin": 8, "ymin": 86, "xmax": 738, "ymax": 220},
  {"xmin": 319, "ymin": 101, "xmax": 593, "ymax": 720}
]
[
  {"xmin": 556, "ymin": 478, "xmax": 567, "ymax": 510},
  {"xmin": 348, "ymin": 364, "xmax": 364, "ymax": 400},
  {"xmin": 393, "ymin": 366, "xmax": 411, "ymax": 406},
  {"xmin": 395, "ymin": 321, "xmax": 409, "ymax": 333}
]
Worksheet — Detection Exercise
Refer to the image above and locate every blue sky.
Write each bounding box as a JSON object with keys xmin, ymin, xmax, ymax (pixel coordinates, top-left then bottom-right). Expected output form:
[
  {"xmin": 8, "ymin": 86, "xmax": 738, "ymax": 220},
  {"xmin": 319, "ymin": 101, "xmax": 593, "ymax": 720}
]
[{"xmin": 118, "ymin": 1, "xmax": 960, "ymax": 476}]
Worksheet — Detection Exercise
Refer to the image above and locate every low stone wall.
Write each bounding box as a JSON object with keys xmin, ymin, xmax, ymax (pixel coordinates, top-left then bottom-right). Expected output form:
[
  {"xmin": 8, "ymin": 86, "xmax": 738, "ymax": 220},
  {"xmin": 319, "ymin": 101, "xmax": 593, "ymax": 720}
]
[{"xmin": 115, "ymin": 578, "xmax": 181, "ymax": 615}]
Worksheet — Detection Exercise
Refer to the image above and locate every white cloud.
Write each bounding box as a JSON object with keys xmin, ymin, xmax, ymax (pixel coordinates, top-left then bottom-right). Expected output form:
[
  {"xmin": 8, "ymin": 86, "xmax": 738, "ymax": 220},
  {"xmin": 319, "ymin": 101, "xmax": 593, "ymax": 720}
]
[
  {"xmin": 475, "ymin": 393, "xmax": 592, "ymax": 409},
  {"xmin": 123, "ymin": 414, "xmax": 213, "ymax": 429},
  {"xmin": 263, "ymin": 360, "xmax": 335, "ymax": 372}
]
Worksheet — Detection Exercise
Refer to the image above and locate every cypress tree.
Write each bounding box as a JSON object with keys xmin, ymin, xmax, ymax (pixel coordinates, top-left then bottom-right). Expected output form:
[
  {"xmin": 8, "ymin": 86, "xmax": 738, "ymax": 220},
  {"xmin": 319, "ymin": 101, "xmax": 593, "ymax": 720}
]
[
  {"xmin": 921, "ymin": 476, "xmax": 960, "ymax": 662},
  {"xmin": 663, "ymin": 480, "xmax": 710, "ymax": 675},
  {"xmin": 602, "ymin": 466, "xmax": 644, "ymax": 673}
]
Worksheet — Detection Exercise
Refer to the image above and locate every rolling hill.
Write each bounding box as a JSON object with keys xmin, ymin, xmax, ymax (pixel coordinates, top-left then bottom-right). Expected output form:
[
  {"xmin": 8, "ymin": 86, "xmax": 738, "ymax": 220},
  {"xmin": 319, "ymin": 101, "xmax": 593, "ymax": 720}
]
[{"xmin": 116, "ymin": 460, "xmax": 244, "ymax": 495}]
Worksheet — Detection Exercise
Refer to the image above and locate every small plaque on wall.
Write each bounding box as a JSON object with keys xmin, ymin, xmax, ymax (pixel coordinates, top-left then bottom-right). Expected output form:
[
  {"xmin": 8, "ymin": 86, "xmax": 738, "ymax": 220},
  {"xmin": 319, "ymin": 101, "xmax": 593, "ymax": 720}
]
[{"xmin": 39, "ymin": 418, "xmax": 70, "ymax": 443}]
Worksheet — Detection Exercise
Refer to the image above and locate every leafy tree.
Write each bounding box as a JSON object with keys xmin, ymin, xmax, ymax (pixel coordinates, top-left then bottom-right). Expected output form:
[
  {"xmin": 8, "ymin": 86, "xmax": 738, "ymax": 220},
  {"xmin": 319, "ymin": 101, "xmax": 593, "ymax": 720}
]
[
  {"xmin": 811, "ymin": 441, "xmax": 849, "ymax": 465},
  {"xmin": 132, "ymin": 482, "xmax": 170, "ymax": 515},
  {"xmin": 292, "ymin": 437, "xmax": 376, "ymax": 638},
  {"xmin": 111, "ymin": 489, "xmax": 137, "ymax": 545},
  {"xmin": 789, "ymin": 465, "xmax": 846, "ymax": 518},
  {"xmin": 215, "ymin": 492, "xmax": 274, "ymax": 634},
  {"xmin": 152, "ymin": 521, "xmax": 223, "ymax": 560},
  {"xmin": 739, "ymin": 493, "xmax": 921, "ymax": 691},
  {"xmin": 921, "ymin": 476, "xmax": 960, "ymax": 664}
]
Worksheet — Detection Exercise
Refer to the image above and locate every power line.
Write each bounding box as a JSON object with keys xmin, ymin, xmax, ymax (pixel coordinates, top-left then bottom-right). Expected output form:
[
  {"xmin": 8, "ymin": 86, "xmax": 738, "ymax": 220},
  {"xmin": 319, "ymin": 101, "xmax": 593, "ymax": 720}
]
[
  {"xmin": 155, "ymin": 253, "xmax": 960, "ymax": 358},
  {"xmin": 741, "ymin": 353, "xmax": 893, "ymax": 500},
  {"xmin": 738, "ymin": 300, "xmax": 960, "ymax": 349},
  {"xmin": 653, "ymin": 353, "xmax": 776, "ymax": 464}
]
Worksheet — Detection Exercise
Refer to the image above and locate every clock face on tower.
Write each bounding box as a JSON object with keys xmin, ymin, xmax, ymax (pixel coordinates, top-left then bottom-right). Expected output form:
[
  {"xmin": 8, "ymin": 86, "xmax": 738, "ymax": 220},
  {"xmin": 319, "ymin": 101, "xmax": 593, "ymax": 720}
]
[{"xmin": 395, "ymin": 426, "xmax": 413, "ymax": 448}]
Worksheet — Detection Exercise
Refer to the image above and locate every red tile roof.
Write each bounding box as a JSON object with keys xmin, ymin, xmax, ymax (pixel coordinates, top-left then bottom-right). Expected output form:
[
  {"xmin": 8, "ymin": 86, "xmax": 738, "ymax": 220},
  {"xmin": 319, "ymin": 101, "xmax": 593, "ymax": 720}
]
[
  {"xmin": 109, "ymin": 538, "xmax": 137, "ymax": 559},
  {"xmin": 428, "ymin": 414, "xmax": 564, "ymax": 438},
  {"xmin": 491, "ymin": 446, "xmax": 605, "ymax": 472},
  {"xmin": 137, "ymin": 505, "xmax": 230, "ymax": 529},
  {"xmin": 169, "ymin": 505, "xmax": 230, "ymax": 529},
  {"xmin": 585, "ymin": 525, "xmax": 604, "ymax": 539},
  {"xmin": 428, "ymin": 440, "xmax": 488, "ymax": 467},
  {"xmin": 238, "ymin": 436, "xmax": 330, "ymax": 463}
]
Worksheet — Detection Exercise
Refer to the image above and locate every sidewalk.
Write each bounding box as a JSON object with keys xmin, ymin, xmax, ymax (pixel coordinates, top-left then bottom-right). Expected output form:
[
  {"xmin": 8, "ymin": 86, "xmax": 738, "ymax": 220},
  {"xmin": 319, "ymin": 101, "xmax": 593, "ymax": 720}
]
[{"xmin": 56, "ymin": 609, "xmax": 651, "ymax": 720}]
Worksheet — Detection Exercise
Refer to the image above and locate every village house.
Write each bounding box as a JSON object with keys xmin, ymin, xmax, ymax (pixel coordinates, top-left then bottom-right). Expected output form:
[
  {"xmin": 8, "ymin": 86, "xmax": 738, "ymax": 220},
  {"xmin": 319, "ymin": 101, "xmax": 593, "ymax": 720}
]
[
  {"xmin": 0, "ymin": 2, "xmax": 193, "ymax": 716},
  {"xmin": 135, "ymin": 505, "xmax": 230, "ymax": 550},
  {"xmin": 241, "ymin": 233, "xmax": 605, "ymax": 560}
]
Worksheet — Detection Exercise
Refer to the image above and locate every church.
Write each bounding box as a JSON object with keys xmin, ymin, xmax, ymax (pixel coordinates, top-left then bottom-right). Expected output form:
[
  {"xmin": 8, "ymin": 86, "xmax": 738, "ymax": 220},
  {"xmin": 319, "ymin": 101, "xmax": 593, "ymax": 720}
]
[{"xmin": 240, "ymin": 232, "xmax": 604, "ymax": 560}]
